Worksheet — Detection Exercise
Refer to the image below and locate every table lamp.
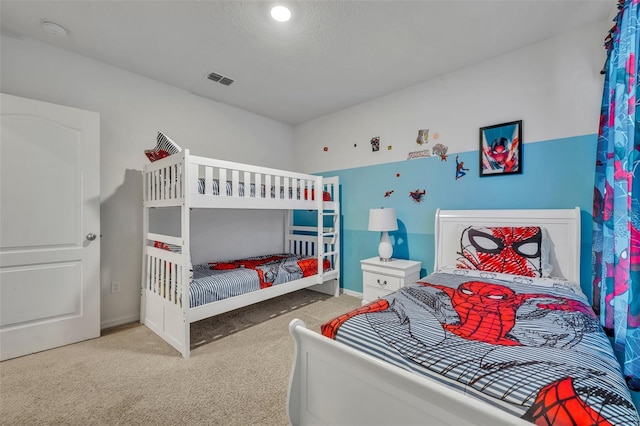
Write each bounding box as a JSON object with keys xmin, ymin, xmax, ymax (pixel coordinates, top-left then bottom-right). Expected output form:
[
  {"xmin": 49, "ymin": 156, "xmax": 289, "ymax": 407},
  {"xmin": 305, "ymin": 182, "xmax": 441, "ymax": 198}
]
[{"xmin": 368, "ymin": 208, "xmax": 398, "ymax": 262}]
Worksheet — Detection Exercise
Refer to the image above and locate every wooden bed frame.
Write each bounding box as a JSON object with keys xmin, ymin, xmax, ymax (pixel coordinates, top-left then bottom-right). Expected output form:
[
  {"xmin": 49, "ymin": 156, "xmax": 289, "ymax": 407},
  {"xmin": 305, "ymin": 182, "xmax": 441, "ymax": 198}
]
[
  {"xmin": 141, "ymin": 149, "xmax": 340, "ymax": 358},
  {"xmin": 287, "ymin": 207, "xmax": 581, "ymax": 425}
]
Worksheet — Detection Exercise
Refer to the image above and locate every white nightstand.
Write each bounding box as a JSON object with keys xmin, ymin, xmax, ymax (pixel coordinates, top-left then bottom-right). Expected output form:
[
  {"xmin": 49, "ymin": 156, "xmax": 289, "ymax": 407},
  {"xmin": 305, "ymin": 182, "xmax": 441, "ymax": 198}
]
[{"xmin": 360, "ymin": 257, "xmax": 422, "ymax": 305}]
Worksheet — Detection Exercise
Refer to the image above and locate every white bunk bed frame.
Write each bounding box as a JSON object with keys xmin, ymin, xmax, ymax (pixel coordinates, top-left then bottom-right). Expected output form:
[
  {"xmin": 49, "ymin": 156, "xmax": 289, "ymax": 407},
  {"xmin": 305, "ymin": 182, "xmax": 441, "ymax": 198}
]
[
  {"xmin": 141, "ymin": 149, "xmax": 340, "ymax": 358},
  {"xmin": 287, "ymin": 207, "xmax": 581, "ymax": 425}
]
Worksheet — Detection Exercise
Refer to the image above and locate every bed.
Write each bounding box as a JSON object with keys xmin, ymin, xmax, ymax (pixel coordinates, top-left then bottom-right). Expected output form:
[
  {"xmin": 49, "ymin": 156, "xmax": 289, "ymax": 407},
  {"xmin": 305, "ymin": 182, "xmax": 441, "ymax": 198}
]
[
  {"xmin": 141, "ymin": 148, "xmax": 340, "ymax": 358},
  {"xmin": 287, "ymin": 208, "xmax": 640, "ymax": 425}
]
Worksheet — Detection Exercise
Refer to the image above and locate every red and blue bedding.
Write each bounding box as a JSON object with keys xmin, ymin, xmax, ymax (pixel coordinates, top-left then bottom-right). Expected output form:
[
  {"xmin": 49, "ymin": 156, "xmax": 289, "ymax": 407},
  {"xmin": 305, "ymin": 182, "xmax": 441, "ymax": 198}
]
[
  {"xmin": 321, "ymin": 269, "xmax": 639, "ymax": 425},
  {"xmin": 189, "ymin": 253, "xmax": 330, "ymax": 308}
]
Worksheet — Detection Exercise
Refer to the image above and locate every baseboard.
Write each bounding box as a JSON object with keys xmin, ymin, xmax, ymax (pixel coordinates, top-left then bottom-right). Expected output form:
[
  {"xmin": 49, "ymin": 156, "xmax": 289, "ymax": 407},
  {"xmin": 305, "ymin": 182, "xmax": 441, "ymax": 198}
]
[
  {"xmin": 101, "ymin": 314, "xmax": 140, "ymax": 330},
  {"xmin": 342, "ymin": 289, "xmax": 363, "ymax": 299}
]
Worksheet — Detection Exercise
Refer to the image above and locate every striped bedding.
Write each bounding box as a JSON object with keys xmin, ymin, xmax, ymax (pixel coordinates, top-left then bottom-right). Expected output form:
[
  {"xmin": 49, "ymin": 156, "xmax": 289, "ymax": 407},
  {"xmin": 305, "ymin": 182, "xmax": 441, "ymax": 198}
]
[
  {"xmin": 189, "ymin": 253, "xmax": 330, "ymax": 308},
  {"xmin": 321, "ymin": 270, "xmax": 639, "ymax": 425},
  {"xmin": 197, "ymin": 179, "xmax": 331, "ymax": 201}
]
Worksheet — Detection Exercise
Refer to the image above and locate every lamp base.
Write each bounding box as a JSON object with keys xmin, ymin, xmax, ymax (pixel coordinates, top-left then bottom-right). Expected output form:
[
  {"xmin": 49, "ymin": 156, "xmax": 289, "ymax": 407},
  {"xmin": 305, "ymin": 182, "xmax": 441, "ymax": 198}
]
[{"xmin": 378, "ymin": 231, "xmax": 393, "ymax": 262}]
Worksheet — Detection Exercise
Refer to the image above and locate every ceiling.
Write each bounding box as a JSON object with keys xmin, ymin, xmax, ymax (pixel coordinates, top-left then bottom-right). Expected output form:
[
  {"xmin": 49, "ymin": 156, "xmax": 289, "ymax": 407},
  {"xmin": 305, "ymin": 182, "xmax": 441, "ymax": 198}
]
[{"xmin": 0, "ymin": 1, "xmax": 614, "ymax": 126}]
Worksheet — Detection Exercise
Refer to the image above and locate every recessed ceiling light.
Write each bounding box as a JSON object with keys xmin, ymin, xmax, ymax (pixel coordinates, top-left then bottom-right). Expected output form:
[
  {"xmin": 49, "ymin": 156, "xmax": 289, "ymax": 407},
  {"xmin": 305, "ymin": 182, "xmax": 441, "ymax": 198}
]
[
  {"xmin": 42, "ymin": 20, "xmax": 68, "ymax": 37},
  {"xmin": 270, "ymin": 6, "xmax": 291, "ymax": 22}
]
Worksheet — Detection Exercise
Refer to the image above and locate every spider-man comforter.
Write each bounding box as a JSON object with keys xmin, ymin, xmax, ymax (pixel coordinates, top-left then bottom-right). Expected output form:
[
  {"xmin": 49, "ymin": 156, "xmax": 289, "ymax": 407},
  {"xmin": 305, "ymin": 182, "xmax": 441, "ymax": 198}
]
[
  {"xmin": 189, "ymin": 253, "xmax": 330, "ymax": 308},
  {"xmin": 322, "ymin": 269, "xmax": 640, "ymax": 425}
]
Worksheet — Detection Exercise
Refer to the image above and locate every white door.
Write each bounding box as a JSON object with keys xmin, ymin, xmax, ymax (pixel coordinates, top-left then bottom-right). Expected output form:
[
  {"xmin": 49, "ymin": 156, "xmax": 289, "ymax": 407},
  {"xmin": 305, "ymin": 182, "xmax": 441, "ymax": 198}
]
[{"xmin": 0, "ymin": 93, "xmax": 100, "ymax": 360}]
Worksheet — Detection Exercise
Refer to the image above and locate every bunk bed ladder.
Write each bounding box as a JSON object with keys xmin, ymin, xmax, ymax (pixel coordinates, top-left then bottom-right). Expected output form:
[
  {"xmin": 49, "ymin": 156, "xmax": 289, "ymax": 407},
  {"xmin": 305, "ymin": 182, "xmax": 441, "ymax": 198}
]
[{"xmin": 317, "ymin": 176, "xmax": 340, "ymax": 295}]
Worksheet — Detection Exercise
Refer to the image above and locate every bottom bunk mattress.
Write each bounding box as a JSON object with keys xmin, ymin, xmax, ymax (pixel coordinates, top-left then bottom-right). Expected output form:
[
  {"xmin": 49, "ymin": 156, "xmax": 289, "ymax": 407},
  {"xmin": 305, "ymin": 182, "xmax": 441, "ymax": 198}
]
[
  {"xmin": 321, "ymin": 269, "xmax": 639, "ymax": 425},
  {"xmin": 190, "ymin": 253, "xmax": 330, "ymax": 308}
]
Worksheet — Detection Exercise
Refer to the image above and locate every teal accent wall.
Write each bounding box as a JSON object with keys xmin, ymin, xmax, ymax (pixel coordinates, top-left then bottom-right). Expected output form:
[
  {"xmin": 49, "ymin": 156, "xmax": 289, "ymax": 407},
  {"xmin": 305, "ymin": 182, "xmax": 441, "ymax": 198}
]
[{"xmin": 314, "ymin": 135, "xmax": 597, "ymax": 299}]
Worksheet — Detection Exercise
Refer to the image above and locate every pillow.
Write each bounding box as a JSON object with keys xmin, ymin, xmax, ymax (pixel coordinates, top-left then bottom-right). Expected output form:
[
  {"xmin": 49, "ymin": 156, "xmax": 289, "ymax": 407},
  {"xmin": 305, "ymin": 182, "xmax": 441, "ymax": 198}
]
[
  {"xmin": 303, "ymin": 188, "xmax": 332, "ymax": 201},
  {"xmin": 153, "ymin": 241, "xmax": 181, "ymax": 253},
  {"xmin": 210, "ymin": 262, "xmax": 240, "ymax": 270},
  {"xmin": 144, "ymin": 131, "xmax": 182, "ymax": 162},
  {"xmin": 456, "ymin": 226, "xmax": 548, "ymax": 278}
]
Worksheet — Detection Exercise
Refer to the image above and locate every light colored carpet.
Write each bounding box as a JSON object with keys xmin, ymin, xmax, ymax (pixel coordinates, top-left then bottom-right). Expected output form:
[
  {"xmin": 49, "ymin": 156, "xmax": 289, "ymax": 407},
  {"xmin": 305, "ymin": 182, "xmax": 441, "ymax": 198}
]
[{"xmin": 0, "ymin": 290, "xmax": 361, "ymax": 426}]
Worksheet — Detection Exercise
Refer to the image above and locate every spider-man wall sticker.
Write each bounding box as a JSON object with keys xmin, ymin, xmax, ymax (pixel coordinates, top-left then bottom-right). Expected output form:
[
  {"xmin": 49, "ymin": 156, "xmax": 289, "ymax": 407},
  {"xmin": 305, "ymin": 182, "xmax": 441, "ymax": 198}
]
[
  {"xmin": 416, "ymin": 129, "xmax": 429, "ymax": 145},
  {"xmin": 455, "ymin": 155, "xmax": 469, "ymax": 180},
  {"xmin": 371, "ymin": 136, "xmax": 380, "ymax": 152},
  {"xmin": 432, "ymin": 143, "xmax": 448, "ymax": 161},
  {"xmin": 409, "ymin": 189, "xmax": 426, "ymax": 203}
]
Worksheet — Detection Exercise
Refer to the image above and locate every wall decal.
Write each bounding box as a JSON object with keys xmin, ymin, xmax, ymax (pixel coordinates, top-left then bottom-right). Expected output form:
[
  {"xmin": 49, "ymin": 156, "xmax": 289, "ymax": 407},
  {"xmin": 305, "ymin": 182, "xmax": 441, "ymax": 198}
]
[
  {"xmin": 387, "ymin": 145, "xmax": 392, "ymax": 151},
  {"xmin": 433, "ymin": 132, "xmax": 440, "ymax": 140},
  {"xmin": 354, "ymin": 143, "xmax": 357, "ymax": 148},
  {"xmin": 416, "ymin": 129, "xmax": 429, "ymax": 145},
  {"xmin": 323, "ymin": 146, "xmax": 328, "ymax": 152},
  {"xmin": 432, "ymin": 143, "xmax": 448, "ymax": 161},
  {"xmin": 480, "ymin": 120, "xmax": 522, "ymax": 177},
  {"xmin": 407, "ymin": 149, "xmax": 430, "ymax": 160},
  {"xmin": 384, "ymin": 190, "xmax": 394, "ymax": 198},
  {"xmin": 371, "ymin": 137, "xmax": 380, "ymax": 152},
  {"xmin": 455, "ymin": 155, "xmax": 469, "ymax": 180},
  {"xmin": 396, "ymin": 173, "xmax": 401, "ymax": 178},
  {"xmin": 409, "ymin": 189, "xmax": 426, "ymax": 203}
]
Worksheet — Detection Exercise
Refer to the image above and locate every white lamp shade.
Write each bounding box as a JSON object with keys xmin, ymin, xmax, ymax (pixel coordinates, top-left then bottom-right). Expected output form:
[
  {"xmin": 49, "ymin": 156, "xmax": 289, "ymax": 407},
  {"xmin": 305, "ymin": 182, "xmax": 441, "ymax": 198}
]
[{"xmin": 368, "ymin": 208, "xmax": 398, "ymax": 232}]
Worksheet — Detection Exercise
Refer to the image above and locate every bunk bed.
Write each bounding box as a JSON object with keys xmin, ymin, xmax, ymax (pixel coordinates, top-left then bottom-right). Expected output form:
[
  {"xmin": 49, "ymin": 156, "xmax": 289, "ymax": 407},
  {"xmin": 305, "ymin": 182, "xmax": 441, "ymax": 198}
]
[
  {"xmin": 287, "ymin": 208, "xmax": 640, "ymax": 425},
  {"xmin": 141, "ymin": 149, "xmax": 340, "ymax": 358}
]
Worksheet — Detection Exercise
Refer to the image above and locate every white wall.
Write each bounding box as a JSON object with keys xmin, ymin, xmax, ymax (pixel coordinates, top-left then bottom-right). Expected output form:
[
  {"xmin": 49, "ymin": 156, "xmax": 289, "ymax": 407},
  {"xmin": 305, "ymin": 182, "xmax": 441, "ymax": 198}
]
[
  {"xmin": 293, "ymin": 20, "xmax": 611, "ymax": 173},
  {"xmin": 1, "ymin": 35, "xmax": 294, "ymax": 328}
]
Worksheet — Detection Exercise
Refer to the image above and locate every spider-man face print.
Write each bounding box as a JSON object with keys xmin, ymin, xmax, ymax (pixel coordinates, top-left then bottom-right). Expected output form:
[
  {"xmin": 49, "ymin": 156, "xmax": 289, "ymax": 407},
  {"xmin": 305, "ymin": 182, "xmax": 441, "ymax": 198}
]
[
  {"xmin": 454, "ymin": 280, "xmax": 517, "ymax": 307},
  {"xmin": 458, "ymin": 226, "xmax": 543, "ymax": 277},
  {"xmin": 489, "ymin": 137, "xmax": 510, "ymax": 166}
]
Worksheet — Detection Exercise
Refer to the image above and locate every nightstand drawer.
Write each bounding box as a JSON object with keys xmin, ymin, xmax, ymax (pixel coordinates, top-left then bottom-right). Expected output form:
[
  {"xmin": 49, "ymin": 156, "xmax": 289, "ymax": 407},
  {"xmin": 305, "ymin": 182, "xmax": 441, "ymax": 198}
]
[
  {"xmin": 363, "ymin": 272, "xmax": 401, "ymax": 291},
  {"xmin": 360, "ymin": 257, "xmax": 422, "ymax": 305},
  {"xmin": 365, "ymin": 285, "xmax": 395, "ymax": 301}
]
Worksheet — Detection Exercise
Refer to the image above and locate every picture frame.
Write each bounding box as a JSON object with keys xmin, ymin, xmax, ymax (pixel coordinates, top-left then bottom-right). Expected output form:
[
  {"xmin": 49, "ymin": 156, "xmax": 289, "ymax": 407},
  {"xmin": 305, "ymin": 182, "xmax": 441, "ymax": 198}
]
[{"xmin": 479, "ymin": 120, "xmax": 522, "ymax": 177}]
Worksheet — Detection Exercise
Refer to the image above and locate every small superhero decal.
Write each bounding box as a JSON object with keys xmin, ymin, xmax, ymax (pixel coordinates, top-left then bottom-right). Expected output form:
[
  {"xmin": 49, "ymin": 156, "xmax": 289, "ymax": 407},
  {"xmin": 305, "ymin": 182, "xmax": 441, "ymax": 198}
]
[
  {"xmin": 384, "ymin": 190, "xmax": 394, "ymax": 198},
  {"xmin": 323, "ymin": 146, "xmax": 328, "ymax": 152},
  {"xmin": 432, "ymin": 143, "xmax": 448, "ymax": 161},
  {"xmin": 455, "ymin": 155, "xmax": 469, "ymax": 180},
  {"xmin": 416, "ymin": 129, "xmax": 429, "ymax": 145},
  {"xmin": 409, "ymin": 189, "xmax": 426, "ymax": 203},
  {"xmin": 407, "ymin": 149, "xmax": 430, "ymax": 160},
  {"xmin": 371, "ymin": 137, "xmax": 380, "ymax": 152}
]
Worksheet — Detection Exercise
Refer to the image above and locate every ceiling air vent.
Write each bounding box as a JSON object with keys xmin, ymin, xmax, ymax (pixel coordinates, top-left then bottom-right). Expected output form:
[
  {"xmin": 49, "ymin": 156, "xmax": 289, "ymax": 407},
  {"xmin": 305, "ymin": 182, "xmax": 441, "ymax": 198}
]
[{"xmin": 207, "ymin": 71, "xmax": 234, "ymax": 86}]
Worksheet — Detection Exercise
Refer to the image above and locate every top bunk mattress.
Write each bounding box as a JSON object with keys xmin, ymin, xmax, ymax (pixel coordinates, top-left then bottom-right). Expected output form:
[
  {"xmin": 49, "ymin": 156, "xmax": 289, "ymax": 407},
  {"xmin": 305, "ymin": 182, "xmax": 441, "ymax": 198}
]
[{"xmin": 190, "ymin": 253, "xmax": 331, "ymax": 308}]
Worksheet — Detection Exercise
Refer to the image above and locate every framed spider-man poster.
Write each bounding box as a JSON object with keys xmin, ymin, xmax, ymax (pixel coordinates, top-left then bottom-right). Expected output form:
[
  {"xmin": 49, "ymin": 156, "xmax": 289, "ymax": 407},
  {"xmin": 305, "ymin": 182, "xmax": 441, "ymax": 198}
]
[{"xmin": 479, "ymin": 120, "xmax": 522, "ymax": 177}]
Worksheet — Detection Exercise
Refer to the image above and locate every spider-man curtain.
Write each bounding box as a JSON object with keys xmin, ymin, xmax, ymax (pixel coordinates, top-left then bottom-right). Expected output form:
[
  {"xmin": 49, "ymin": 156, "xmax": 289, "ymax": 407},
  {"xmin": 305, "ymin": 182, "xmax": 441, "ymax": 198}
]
[{"xmin": 592, "ymin": 0, "xmax": 640, "ymax": 390}]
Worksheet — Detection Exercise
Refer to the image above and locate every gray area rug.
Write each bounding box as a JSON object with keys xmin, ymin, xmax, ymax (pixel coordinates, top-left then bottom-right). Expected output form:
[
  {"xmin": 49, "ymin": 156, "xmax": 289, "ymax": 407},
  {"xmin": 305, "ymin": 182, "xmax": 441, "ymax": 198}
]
[{"xmin": 0, "ymin": 290, "xmax": 361, "ymax": 426}]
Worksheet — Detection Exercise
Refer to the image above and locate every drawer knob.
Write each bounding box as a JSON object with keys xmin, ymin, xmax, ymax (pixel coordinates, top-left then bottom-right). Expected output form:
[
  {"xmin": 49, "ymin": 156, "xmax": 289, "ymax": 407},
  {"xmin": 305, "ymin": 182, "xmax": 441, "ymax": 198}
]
[{"xmin": 377, "ymin": 279, "xmax": 387, "ymax": 286}]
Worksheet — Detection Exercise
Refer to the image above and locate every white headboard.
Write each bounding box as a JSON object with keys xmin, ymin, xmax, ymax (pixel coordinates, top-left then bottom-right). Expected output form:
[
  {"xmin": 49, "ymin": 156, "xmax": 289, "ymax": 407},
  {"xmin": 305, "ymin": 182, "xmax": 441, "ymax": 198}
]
[{"xmin": 434, "ymin": 208, "xmax": 581, "ymax": 283}]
